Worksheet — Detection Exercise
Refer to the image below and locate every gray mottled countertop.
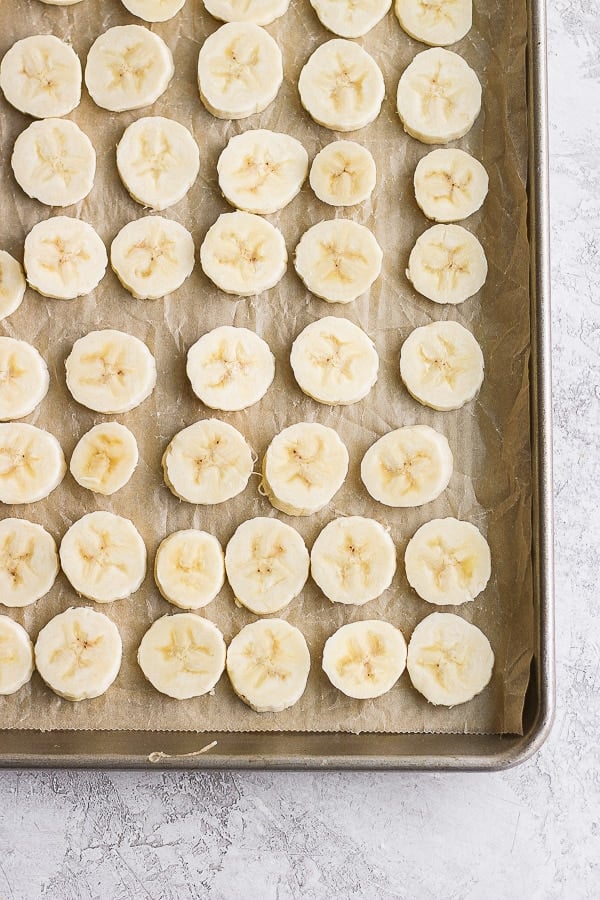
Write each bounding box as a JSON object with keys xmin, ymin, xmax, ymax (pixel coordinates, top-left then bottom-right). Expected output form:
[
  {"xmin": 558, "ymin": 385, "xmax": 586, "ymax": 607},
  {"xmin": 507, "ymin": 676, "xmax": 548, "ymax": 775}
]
[{"xmin": 1, "ymin": 2, "xmax": 599, "ymax": 898}]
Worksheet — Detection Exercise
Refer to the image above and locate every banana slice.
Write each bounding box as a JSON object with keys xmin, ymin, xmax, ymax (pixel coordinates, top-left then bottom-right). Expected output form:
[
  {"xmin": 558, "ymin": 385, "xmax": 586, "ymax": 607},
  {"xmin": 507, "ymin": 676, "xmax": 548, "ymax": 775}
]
[
  {"xmin": 111, "ymin": 216, "xmax": 195, "ymax": 300},
  {"xmin": 310, "ymin": 0, "xmax": 391, "ymax": 38},
  {"xmin": 225, "ymin": 517, "xmax": 310, "ymax": 615},
  {"xmin": 197, "ymin": 22, "xmax": 283, "ymax": 119},
  {"xmin": 138, "ymin": 614, "xmax": 226, "ymax": 699},
  {"xmin": 262, "ymin": 422, "xmax": 349, "ymax": 516},
  {"xmin": 396, "ymin": 48, "xmax": 481, "ymax": 144},
  {"xmin": 310, "ymin": 140, "xmax": 376, "ymax": 207},
  {"xmin": 294, "ymin": 219, "xmax": 382, "ymax": 304},
  {"xmin": 361, "ymin": 424, "xmax": 453, "ymax": 507},
  {"xmin": 322, "ymin": 620, "xmax": 407, "ymax": 698},
  {"xmin": 200, "ymin": 211, "xmax": 287, "ymax": 296},
  {"xmin": 407, "ymin": 611, "xmax": 494, "ymax": 705},
  {"xmin": 407, "ymin": 224, "xmax": 487, "ymax": 304},
  {"xmin": 162, "ymin": 419, "xmax": 253, "ymax": 504},
  {"xmin": 24, "ymin": 217, "xmax": 107, "ymax": 300},
  {"xmin": 0, "ymin": 423, "xmax": 66, "ymax": 504},
  {"xmin": 69, "ymin": 422, "xmax": 139, "ymax": 495},
  {"xmin": 65, "ymin": 329, "xmax": 157, "ymax": 414},
  {"xmin": 85, "ymin": 25, "xmax": 174, "ymax": 113},
  {"xmin": 310, "ymin": 516, "xmax": 396, "ymax": 606},
  {"xmin": 0, "ymin": 519, "xmax": 59, "ymax": 609},
  {"xmin": 203, "ymin": 0, "xmax": 290, "ymax": 25},
  {"xmin": 155, "ymin": 530, "xmax": 225, "ymax": 610},
  {"xmin": 0, "ymin": 35, "xmax": 81, "ymax": 119},
  {"xmin": 186, "ymin": 325, "xmax": 275, "ymax": 411},
  {"xmin": 299, "ymin": 39, "xmax": 385, "ymax": 132},
  {"xmin": 226, "ymin": 618, "xmax": 310, "ymax": 712},
  {"xmin": 0, "ymin": 337, "xmax": 49, "ymax": 422},
  {"xmin": 0, "ymin": 251, "xmax": 26, "ymax": 321},
  {"xmin": 414, "ymin": 148, "xmax": 488, "ymax": 223},
  {"xmin": 120, "ymin": 0, "xmax": 187, "ymax": 22},
  {"xmin": 34, "ymin": 607, "xmax": 122, "ymax": 701},
  {"xmin": 217, "ymin": 130, "xmax": 308, "ymax": 215},
  {"xmin": 60, "ymin": 511, "xmax": 147, "ymax": 603},
  {"xmin": 0, "ymin": 617, "xmax": 34, "ymax": 696},
  {"xmin": 116, "ymin": 117, "xmax": 200, "ymax": 212},
  {"xmin": 290, "ymin": 316, "xmax": 378, "ymax": 406},
  {"xmin": 395, "ymin": 0, "xmax": 472, "ymax": 46}
]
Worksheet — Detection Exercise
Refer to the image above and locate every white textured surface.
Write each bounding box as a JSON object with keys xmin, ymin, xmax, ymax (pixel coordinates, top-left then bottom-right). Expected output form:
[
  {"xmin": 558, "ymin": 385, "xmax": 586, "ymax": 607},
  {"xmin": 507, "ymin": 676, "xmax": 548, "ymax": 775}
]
[{"xmin": 0, "ymin": 3, "xmax": 598, "ymax": 896}]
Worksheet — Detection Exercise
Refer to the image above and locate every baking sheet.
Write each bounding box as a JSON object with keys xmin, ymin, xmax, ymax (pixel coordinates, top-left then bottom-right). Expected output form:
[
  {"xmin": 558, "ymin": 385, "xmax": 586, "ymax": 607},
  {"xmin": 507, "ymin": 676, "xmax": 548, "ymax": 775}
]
[{"xmin": 0, "ymin": 0, "xmax": 532, "ymax": 734}]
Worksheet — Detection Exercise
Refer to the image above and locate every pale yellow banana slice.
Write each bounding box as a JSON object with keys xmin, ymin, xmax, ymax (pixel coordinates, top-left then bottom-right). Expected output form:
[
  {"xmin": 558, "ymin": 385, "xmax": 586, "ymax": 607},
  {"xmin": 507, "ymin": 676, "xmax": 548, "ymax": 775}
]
[
  {"xmin": 34, "ymin": 607, "xmax": 122, "ymax": 701},
  {"xmin": 407, "ymin": 223, "xmax": 487, "ymax": 304},
  {"xmin": 0, "ymin": 519, "xmax": 59, "ymax": 608},
  {"xmin": 162, "ymin": 419, "xmax": 253, "ymax": 504},
  {"xmin": 197, "ymin": 22, "xmax": 283, "ymax": 119},
  {"xmin": 226, "ymin": 618, "xmax": 310, "ymax": 712},
  {"xmin": 322, "ymin": 620, "xmax": 407, "ymax": 698},
  {"xmin": 154, "ymin": 530, "xmax": 225, "ymax": 610},
  {"xmin": 138, "ymin": 613, "xmax": 226, "ymax": 699},
  {"xmin": 262, "ymin": 422, "xmax": 349, "ymax": 516},
  {"xmin": 60, "ymin": 511, "xmax": 147, "ymax": 603},
  {"xmin": 0, "ymin": 251, "xmax": 26, "ymax": 321},
  {"xmin": 0, "ymin": 423, "xmax": 66, "ymax": 504},
  {"xmin": 361, "ymin": 424, "xmax": 453, "ymax": 507},
  {"xmin": 294, "ymin": 219, "xmax": 382, "ymax": 304},
  {"xmin": 0, "ymin": 337, "xmax": 49, "ymax": 422},
  {"xmin": 85, "ymin": 25, "xmax": 174, "ymax": 112},
  {"xmin": 217, "ymin": 129, "xmax": 308, "ymax": 215},
  {"xmin": 310, "ymin": 516, "xmax": 396, "ymax": 606},
  {"xmin": 310, "ymin": 0, "xmax": 391, "ymax": 38},
  {"xmin": 310, "ymin": 140, "xmax": 376, "ymax": 207},
  {"xmin": 121, "ymin": 0, "xmax": 187, "ymax": 22},
  {"xmin": 0, "ymin": 35, "xmax": 81, "ymax": 119},
  {"xmin": 69, "ymin": 422, "xmax": 139, "ymax": 495},
  {"xmin": 111, "ymin": 216, "xmax": 195, "ymax": 300},
  {"xmin": 225, "ymin": 516, "xmax": 310, "ymax": 615},
  {"xmin": 396, "ymin": 48, "xmax": 481, "ymax": 144},
  {"xmin": 186, "ymin": 325, "xmax": 275, "ymax": 411},
  {"xmin": 203, "ymin": 0, "xmax": 290, "ymax": 25},
  {"xmin": 299, "ymin": 39, "xmax": 385, "ymax": 132},
  {"xmin": 405, "ymin": 517, "xmax": 491, "ymax": 606},
  {"xmin": 200, "ymin": 211, "xmax": 287, "ymax": 296},
  {"xmin": 24, "ymin": 216, "xmax": 107, "ymax": 300},
  {"xmin": 395, "ymin": 0, "xmax": 472, "ymax": 46},
  {"xmin": 0, "ymin": 617, "xmax": 34, "ymax": 696},
  {"xmin": 414, "ymin": 148, "xmax": 488, "ymax": 222},
  {"xmin": 65, "ymin": 329, "xmax": 157, "ymax": 414},
  {"xmin": 407, "ymin": 611, "xmax": 494, "ymax": 705},
  {"xmin": 400, "ymin": 320, "xmax": 483, "ymax": 410}
]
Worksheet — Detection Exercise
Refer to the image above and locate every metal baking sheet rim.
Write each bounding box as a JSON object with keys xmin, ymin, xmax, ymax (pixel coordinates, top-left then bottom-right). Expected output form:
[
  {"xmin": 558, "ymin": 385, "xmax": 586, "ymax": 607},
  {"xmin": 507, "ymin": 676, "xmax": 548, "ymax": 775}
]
[{"xmin": 0, "ymin": 1, "xmax": 555, "ymax": 772}]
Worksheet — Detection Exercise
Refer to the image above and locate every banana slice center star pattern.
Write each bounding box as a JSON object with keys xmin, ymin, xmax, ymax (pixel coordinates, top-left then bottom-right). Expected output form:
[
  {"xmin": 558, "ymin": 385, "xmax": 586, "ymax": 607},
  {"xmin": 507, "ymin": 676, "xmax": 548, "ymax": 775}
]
[
  {"xmin": 158, "ymin": 628, "xmax": 213, "ymax": 676},
  {"xmin": 106, "ymin": 45, "xmax": 155, "ymax": 93},
  {"xmin": 50, "ymin": 623, "xmax": 104, "ymax": 680},
  {"xmin": 0, "ymin": 535, "xmax": 35, "ymax": 586}
]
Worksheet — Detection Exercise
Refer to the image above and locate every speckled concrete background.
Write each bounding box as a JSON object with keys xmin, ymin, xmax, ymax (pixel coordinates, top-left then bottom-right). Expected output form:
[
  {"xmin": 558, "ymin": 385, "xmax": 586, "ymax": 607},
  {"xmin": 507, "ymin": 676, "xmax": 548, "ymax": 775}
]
[{"xmin": 0, "ymin": 2, "xmax": 598, "ymax": 897}]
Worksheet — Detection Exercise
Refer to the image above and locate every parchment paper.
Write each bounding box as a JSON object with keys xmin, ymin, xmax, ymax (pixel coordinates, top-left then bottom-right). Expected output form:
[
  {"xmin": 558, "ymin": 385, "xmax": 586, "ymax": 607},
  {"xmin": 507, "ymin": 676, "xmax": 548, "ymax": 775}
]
[{"xmin": 0, "ymin": 0, "xmax": 532, "ymax": 734}]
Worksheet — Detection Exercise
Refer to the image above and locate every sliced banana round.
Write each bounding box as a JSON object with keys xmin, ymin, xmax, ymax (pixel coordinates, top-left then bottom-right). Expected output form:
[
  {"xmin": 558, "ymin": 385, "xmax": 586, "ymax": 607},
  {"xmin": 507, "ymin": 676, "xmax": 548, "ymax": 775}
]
[
  {"xmin": 262, "ymin": 422, "xmax": 349, "ymax": 516},
  {"xmin": 116, "ymin": 117, "xmax": 200, "ymax": 212},
  {"xmin": 407, "ymin": 224, "xmax": 487, "ymax": 304},
  {"xmin": 225, "ymin": 517, "xmax": 310, "ymax": 615},
  {"xmin": 0, "ymin": 617, "xmax": 34, "ymax": 696},
  {"xmin": 186, "ymin": 325, "xmax": 275, "ymax": 411},
  {"xmin": 217, "ymin": 130, "xmax": 308, "ymax": 215},
  {"xmin": 0, "ymin": 423, "xmax": 66, "ymax": 505},
  {"xmin": 395, "ymin": 0, "xmax": 472, "ymax": 46},
  {"xmin": 0, "ymin": 519, "xmax": 59, "ymax": 609},
  {"xmin": 294, "ymin": 219, "xmax": 382, "ymax": 304},
  {"xmin": 111, "ymin": 216, "xmax": 195, "ymax": 300},
  {"xmin": 24, "ymin": 217, "xmax": 107, "ymax": 300},
  {"xmin": 197, "ymin": 22, "xmax": 283, "ymax": 119},
  {"xmin": 0, "ymin": 338, "xmax": 49, "ymax": 422},
  {"xmin": 414, "ymin": 148, "xmax": 488, "ymax": 223},
  {"xmin": 227, "ymin": 618, "xmax": 310, "ymax": 712},
  {"xmin": 34, "ymin": 607, "xmax": 122, "ymax": 701},
  {"xmin": 138, "ymin": 614, "xmax": 226, "ymax": 700},
  {"xmin": 121, "ymin": 0, "xmax": 187, "ymax": 22},
  {"xmin": 299, "ymin": 39, "xmax": 385, "ymax": 132},
  {"xmin": 60, "ymin": 511, "xmax": 147, "ymax": 603},
  {"xmin": 0, "ymin": 35, "xmax": 81, "ymax": 119},
  {"xmin": 407, "ymin": 611, "xmax": 494, "ymax": 705},
  {"xmin": 163, "ymin": 419, "xmax": 253, "ymax": 504},
  {"xmin": 322, "ymin": 620, "xmax": 407, "ymax": 699},
  {"xmin": 310, "ymin": 140, "xmax": 376, "ymax": 207},
  {"xmin": 397, "ymin": 48, "xmax": 481, "ymax": 144},
  {"xmin": 155, "ymin": 530, "xmax": 225, "ymax": 610},
  {"xmin": 311, "ymin": 516, "xmax": 396, "ymax": 606},
  {"xmin": 290, "ymin": 316, "xmax": 378, "ymax": 406},
  {"xmin": 310, "ymin": 0, "xmax": 391, "ymax": 38},
  {"xmin": 69, "ymin": 422, "xmax": 139, "ymax": 495},
  {"xmin": 0, "ymin": 251, "xmax": 26, "ymax": 321},
  {"xmin": 361, "ymin": 424, "xmax": 453, "ymax": 507},
  {"xmin": 65, "ymin": 329, "xmax": 157, "ymax": 414},
  {"xmin": 203, "ymin": 0, "xmax": 290, "ymax": 25},
  {"xmin": 200, "ymin": 211, "xmax": 287, "ymax": 296}
]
